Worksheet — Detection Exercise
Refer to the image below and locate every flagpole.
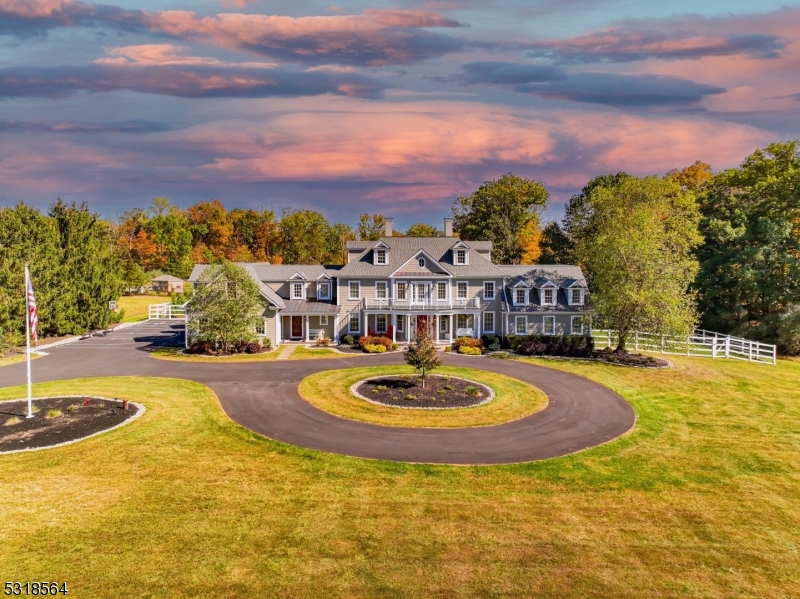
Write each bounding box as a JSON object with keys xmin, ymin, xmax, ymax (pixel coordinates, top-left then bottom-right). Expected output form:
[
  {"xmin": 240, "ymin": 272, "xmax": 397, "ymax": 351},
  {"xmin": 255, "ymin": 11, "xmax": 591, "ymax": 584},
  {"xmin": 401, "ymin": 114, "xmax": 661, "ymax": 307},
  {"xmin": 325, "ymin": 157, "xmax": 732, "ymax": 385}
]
[{"xmin": 25, "ymin": 264, "xmax": 33, "ymax": 419}]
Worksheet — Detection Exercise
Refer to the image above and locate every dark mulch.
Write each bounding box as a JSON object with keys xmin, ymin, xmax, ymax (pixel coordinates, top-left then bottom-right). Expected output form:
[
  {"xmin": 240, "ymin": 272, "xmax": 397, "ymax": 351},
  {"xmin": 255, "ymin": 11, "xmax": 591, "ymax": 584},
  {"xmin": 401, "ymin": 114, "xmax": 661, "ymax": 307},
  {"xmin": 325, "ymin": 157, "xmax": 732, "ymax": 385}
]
[
  {"xmin": 337, "ymin": 345, "xmax": 400, "ymax": 354},
  {"xmin": 592, "ymin": 351, "xmax": 670, "ymax": 368},
  {"xmin": 0, "ymin": 397, "xmax": 140, "ymax": 452},
  {"xmin": 355, "ymin": 375, "xmax": 492, "ymax": 409}
]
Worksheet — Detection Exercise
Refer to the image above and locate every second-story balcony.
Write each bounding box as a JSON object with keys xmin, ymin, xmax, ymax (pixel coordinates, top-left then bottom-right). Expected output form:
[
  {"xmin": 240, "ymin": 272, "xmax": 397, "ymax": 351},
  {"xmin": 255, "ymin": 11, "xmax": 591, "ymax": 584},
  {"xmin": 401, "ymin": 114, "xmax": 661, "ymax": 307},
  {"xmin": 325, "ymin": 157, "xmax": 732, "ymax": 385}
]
[{"xmin": 363, "ymin": 297, "xmax": 485, "ymax": 311}]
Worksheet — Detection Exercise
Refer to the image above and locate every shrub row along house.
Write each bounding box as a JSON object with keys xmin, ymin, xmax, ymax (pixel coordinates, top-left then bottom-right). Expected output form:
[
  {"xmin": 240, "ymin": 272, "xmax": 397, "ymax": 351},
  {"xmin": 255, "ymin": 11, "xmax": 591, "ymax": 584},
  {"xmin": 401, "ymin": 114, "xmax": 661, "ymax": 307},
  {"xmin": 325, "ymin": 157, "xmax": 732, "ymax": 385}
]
[{"xmin": 187, "ymin": 219, "xmax": 590, "ymax": 347}]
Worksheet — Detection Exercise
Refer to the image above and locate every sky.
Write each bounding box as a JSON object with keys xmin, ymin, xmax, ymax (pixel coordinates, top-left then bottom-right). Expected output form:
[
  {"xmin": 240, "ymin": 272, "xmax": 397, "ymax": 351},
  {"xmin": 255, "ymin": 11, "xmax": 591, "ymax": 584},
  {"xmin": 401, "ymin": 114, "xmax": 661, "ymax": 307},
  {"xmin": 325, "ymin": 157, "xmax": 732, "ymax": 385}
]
[{"xmin": 1, "ymin": 0, "xmax": 799, "ymax": 229}]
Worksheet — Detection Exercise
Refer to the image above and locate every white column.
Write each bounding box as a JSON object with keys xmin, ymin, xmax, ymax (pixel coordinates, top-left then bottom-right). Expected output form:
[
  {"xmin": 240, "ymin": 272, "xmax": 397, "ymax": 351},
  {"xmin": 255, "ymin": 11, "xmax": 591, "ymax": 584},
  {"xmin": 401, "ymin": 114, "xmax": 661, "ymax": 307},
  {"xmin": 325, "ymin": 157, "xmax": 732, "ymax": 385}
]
[
  {"xmin": 304, "ymin": 315, "xmax": 310, "ymax": 342},
  {"xmin": 476, "ymin": 312, "xmax": 481, "ymax": 339},
  {"xmin": 449, "ymin": 315, "xmax": 454, "ymax": 344},
  {"xmin": 392, "ymin": 313, "xmax": 396, "ymax": 343},
  {"xmin": 334, "ymin": 315, "xmax": 340, "ymax": 342},
  {"xmin": 275, "ymin": 311, "xmax": 281, "ymax": 346}
]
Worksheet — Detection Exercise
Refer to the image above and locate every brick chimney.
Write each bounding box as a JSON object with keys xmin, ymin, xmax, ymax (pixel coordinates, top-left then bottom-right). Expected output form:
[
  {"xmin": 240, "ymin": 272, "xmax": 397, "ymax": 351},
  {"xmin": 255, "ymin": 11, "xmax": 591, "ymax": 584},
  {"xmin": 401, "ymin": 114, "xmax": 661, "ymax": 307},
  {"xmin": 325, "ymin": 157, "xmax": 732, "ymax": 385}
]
[
  {"xmin": 384, "ymin": 218, "xmax": 393, "ymax": 237},
  {"xmin": 444, "ymin": 218, "xmax": 453, "ymax": 237}
]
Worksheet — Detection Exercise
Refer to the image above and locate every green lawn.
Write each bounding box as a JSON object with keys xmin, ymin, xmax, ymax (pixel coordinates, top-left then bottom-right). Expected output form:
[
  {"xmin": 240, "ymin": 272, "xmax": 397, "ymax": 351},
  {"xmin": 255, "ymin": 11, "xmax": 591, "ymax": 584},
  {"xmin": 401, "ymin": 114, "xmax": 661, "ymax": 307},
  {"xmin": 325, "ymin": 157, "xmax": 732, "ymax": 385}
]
[
  {"xmin": 1, "ymin": 356, "xmax": 799, "ymax": 597},
  {"xmin": 116, "ymin": 295, "xmax": 166, "ymax": 323},
  {"xmin": 288, "ymin": 344, "xmax": 351, "ymax": 359},
  {"xmin": 0, "ymin": 353, "xmax": 41, "ymax": 368},
  {"xmin": 299, "ymin": 365, "xmax": 548, "ymax": 428}
]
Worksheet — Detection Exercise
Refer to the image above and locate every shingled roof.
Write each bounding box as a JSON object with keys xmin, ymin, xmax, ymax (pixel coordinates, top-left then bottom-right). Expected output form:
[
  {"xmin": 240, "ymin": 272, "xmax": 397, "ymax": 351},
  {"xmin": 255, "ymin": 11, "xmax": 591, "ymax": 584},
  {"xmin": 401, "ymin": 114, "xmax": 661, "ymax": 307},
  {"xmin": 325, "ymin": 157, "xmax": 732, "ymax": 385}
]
[
  {"xmin": 499, "ymin": 265, "xmax": 589, "ymax": 313},
  {"xmin": 339, "ymin": 237, "xmax": 503, "ymax": 277}
]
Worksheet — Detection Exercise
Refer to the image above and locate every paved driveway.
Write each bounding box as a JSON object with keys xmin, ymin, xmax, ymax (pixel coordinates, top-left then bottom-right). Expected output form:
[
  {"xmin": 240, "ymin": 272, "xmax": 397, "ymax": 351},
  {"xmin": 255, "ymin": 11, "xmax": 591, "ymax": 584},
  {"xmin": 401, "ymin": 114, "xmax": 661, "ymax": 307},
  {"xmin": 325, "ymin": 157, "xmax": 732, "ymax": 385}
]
[{"xmin": 0, "ymin": 320, "xmax": 635, "ymax": 465}]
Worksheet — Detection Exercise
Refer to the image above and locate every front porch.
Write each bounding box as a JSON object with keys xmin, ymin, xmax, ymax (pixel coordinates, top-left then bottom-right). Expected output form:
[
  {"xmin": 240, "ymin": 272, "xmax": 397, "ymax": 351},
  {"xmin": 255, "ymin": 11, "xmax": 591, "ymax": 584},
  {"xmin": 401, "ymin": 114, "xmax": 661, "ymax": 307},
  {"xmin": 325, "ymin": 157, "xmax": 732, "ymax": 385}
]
[{"xmin": 363, "ymin": 312, "xmax": 481, "ymax": 344}]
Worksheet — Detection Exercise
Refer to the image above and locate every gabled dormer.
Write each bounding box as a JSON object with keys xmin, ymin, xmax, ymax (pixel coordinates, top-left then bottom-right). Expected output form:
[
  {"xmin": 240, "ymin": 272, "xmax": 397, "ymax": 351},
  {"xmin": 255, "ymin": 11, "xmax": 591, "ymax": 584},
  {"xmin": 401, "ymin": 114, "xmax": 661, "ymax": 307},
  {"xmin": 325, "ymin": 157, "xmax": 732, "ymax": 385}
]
[
  {"xmin": 450, "ymin": 240, "xmax": 470, "ymax": 266},
  {"xmin": 510, "ymin": 279, "xmax": 529, "ymax": 306},
  {"xmin": 535, "ymin": 279, "xmax": 558, "ymax": 306},
  {"xmin": 372, "ymin": 240, "xmax": 390, "ymax": 265},
  {"xmin": 391, "ymin": 250, "xmax": 452, "ymax": 277},
  {"xmin": 289, "ymin": 272, "xmax": 307, "ymax": 300},
  {"xmin": 561, "ymin": 279, "xmax": 586, "ymax": 306},
  {"xmin": 316, "ymin": 272, "xmax": 332, "ymax": 301}
]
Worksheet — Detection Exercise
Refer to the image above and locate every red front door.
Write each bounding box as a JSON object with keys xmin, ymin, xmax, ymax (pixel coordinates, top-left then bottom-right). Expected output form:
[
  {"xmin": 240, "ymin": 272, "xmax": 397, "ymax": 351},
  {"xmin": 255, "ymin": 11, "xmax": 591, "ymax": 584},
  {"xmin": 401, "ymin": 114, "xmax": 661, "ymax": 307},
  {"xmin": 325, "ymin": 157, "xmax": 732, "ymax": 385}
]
[
  {"xmin": 416, "ymin": 315, "xmax": 427, "ymax": 337},
  {"xmin": 291, "ymin": 316, "xmax": 303, "ymax": 338}
]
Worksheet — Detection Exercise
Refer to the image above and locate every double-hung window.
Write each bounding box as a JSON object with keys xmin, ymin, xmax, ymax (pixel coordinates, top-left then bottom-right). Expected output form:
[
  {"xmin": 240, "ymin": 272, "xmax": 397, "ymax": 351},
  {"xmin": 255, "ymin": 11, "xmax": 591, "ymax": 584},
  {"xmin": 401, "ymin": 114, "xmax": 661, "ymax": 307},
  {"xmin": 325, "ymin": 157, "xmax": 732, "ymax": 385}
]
[
  {"xmin": 515, "ymin": 316, "xmax": 527, "ymax": 335},
  {"xmin": 291, "ymin": 282, "xmax": 304, "ymax": 300},
  {"xmin": 543, "ymin": 316, "xmax": 556, "ymax": 335},
  {"xmin": 375, "ymin": 281, "xmax": 388, "ymax": 300},
  {"xmin": 483, "ymin": 311, "xmax": 494, "ymax": 333},
  {"xmin": 348, "ymin": 313, "xmax": 360, "ymax": 333},
  {"xmin": 376, "ymin": 314, "xmax": 387, "ymax": 333},
  {"xmin": 455, "ymin": 249, "xmax": 467, "ymax": 265},
  {"xmin": 515, "ymin": 288, "xmax": 526, "ymax": 305},
  {"xmin": 254, "ymin": 319, "xmax": 266, "ymax": 336},
  {"xmin": 440, "ymin": 315, "xmax": 448, "ymax": 332},
  {"xmin": 456, "ymin": 281, "xmax": 468, "ymax": 300},
  {"xmin": 542, "ymin": 288, "xmax": 554, "ymax": 305},
  {"xmin": 570, "ymin": 288, "xmax": 582, "ymax": 305},
  {"xmin": 436, "ymin": 282, "xmax": 447, "ymax": 301},
  {"xmin": 571, "ymin": 315, "xmax": 584, "ymax": 335},
  {"xmin": 375, "ymin": 249, "xmax": 387, "ymax": 265},
  {"xmin": 397, "ymin": 317, "xmax": 404, "ymax": 332},
  {"xmin": 457, "ymin": 314, "xmax": 468, "ymax": 329},
  {"xmin": 483, "ymin": 281, "xmax": 495, "ymax": 300},
  {"xmin": 396, "ymin": 282, "xmax": 407, "ymax": 301},
  {"xmin": 319, "ymin": 315, "xmax": 328, "ymax": 326},
  {"xmin": 348, "ymin": 281, "xmax": 360, "ymax": 300},
  {"xmin": 317, "ymin": 282, "xmax": 330, "ymax": 300}
]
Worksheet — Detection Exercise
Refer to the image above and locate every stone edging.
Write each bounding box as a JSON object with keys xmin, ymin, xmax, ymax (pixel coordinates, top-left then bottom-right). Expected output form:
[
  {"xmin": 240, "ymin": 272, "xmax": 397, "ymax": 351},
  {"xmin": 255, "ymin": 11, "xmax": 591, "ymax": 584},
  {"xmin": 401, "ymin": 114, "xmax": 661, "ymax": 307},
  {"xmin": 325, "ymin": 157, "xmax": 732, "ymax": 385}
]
[
  {"xmin": 349, "ymin": 374, "xmax": 495, "ymax": 410},
  {"xmin": 0, "ymin": 395, "xmax": 146, "ymax": 455}
]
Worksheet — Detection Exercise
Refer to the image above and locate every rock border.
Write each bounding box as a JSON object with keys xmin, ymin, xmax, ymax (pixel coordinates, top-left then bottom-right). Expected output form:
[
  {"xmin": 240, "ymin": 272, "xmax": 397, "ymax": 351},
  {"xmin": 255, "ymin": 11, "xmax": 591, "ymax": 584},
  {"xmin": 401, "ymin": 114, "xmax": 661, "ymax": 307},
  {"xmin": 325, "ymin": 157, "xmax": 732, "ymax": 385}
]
[
  {"xmin": 0, "ymin": 395, "xmax": 146, "ymax": 455},
  {"xmin": 349, "ymin": 374, "xmax": 496, "ymax": 410}
]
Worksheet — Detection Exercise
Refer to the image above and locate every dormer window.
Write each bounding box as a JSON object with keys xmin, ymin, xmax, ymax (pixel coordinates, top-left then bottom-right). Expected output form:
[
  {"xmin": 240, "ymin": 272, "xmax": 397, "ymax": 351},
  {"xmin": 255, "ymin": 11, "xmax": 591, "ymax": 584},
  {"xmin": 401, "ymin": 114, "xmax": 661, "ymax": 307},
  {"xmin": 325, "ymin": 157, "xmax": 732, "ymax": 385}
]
[
  {"xmin": 291, "ymin": 282, "xmax": 304, "ymax": 300},
  {"xmin": 455, "ymin": 249, "xmax": 467, "ymax": 265},
  {"xmin": 375, "ymin": 249, "xmax": 387, "ymax": 265},
  {"xmin": 515, "ymin": 288, "xmax": 527, "ymax": 305},
  {"xmin": 570, "ymin": 288, "xmax": 583, "ymax": 305},
  {"xmin": 318, "ymin": 282, "xmax": 331, "ymax": 300},
  {"xmin": 542, "ymin": 288, "xmax": 554, "ymax": 305}
]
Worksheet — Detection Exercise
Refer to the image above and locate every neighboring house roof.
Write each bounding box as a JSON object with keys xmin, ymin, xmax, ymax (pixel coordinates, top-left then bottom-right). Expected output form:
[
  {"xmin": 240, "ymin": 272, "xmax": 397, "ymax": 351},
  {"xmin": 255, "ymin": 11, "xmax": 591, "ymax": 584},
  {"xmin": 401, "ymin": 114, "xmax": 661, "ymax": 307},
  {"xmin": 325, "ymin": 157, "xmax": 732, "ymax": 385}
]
[
  {"xmin": 188, "ymin": 263, "xmax": 341, "ymax": 284},
  {"xmin": 499, "ymin": 265, "xmax": 589, "ymax": 313},
  {"xmin": 280, "ymin": 300, "xmax": 341, "ymax": 315},
  {"xmin": 151, "ymin": 274, "xmax": 184, "ymax": 283},
  {"xmin": 340, "ymin": 237, "xmax": 503, "ymax": 277}
]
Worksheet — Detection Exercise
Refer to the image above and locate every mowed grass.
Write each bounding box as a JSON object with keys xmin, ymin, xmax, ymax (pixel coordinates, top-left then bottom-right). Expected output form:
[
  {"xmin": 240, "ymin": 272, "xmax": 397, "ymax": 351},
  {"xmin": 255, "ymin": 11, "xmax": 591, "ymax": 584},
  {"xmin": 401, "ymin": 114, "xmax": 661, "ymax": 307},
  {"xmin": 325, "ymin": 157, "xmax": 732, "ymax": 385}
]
[
  {"xmin": 298, "ymin": 365, "xmax": 548, "ymax": 428},
  {"xmin": 0, "ymin": 353, "xmax": 40, "ymax": 368},
  {"xmin": 117, "ymin": 295, "xmax": 167, "ymax": 323},
  {"xmin": 150, "ymin": 347, "xmax": 279, "ymax": 362},
  {"xmin": 0, "ymin": 357, "xmax": 798, "ymax": 597},
  {"xmin": 289, "ymin": 344, "xmax": 350, "ymax": 359}
]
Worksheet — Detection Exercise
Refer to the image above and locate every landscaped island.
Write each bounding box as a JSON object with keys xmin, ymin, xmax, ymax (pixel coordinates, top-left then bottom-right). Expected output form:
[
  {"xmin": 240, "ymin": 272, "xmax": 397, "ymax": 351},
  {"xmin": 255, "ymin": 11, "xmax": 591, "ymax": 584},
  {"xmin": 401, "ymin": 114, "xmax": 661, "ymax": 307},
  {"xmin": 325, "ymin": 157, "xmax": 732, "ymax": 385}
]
[
  {"xmin": 0, "ymin": 396, "xmax": 141, "ymax": 453},
  {"xmin": 352, "ymin": 374, "xmax": 493, "ymax": 409}
]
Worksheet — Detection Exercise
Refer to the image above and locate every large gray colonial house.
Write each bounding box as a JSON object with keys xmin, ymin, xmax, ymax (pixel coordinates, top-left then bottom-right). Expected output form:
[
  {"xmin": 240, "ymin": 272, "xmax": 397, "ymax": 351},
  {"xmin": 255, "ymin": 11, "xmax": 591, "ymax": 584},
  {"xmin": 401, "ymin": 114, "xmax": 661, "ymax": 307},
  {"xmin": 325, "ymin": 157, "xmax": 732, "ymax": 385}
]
[{"xmin": 188, "ymin": 218, "xmax": 589, "ymax": 347}]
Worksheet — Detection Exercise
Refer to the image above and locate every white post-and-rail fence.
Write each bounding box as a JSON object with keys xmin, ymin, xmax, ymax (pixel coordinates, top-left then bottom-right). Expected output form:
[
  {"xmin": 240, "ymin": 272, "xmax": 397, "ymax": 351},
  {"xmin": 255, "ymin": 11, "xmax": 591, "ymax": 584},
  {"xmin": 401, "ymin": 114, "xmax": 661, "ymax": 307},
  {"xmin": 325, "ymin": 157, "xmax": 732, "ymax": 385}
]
[
  {"xmin": 592, "ymin": 328, "xmax": 777, "ymax": 365},
  {"xmin": 148, "ymin": 303, "xmax": 186, "ymax": 320}
]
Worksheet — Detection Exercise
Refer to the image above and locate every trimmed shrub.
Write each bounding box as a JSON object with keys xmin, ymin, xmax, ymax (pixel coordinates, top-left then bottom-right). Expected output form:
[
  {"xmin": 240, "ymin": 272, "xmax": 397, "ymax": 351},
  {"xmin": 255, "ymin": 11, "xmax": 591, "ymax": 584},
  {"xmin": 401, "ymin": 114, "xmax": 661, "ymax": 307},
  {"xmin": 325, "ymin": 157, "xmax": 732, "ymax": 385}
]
[
  {"xmin": 234, "ymin": 339, "xmax": 249, "ymax": 353},
  {"xmin": 365, "ymin": 344, "xmax": 387, "ymax": 353},
  {"xmin": 481, "ymin": 334, "xmax": 500, "ymax": 347},
  {"xmin": 262, "ymin": 337, "xmax": 272, "ymax": 349},
  {"xmin": 342, "ymin": 334, "xmax": 354, "ymax": 346},
  {"xmin": 457, "ymin": 346, "xmax": 482, "ymax": 355},
  {"xmin": 188, "ymin": 340, "xmax": 214, "ymax": 355},
  {"xmin": 245, "ymin": 341, "xmax": 262, "ymax": 354},
  {"xmin": 516, "ymin": 335, "xmax": 595, "ymax": 357},
  {"xmin": 452, "ymin": 337, "xmax": 482, "ymax": 351},
  {"xmin": 359, "ymin": 336, "xmax": 393, "ymax": 350},
  {"xmin": 487, "ymin": 343, "xmax": 501, "ymax": 352}
]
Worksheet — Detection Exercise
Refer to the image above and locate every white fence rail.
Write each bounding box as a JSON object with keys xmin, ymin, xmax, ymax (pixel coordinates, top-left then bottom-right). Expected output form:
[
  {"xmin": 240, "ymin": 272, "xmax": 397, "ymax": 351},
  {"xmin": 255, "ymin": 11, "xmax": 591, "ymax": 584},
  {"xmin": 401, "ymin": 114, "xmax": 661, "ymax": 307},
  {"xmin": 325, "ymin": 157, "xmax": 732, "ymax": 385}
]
[
  {"xmin": 592, "ymin": 328, "xmax": 776, "ymax": 365},
  {"xmin": 148, "ymin": 303, "xmax": 186, "ymax": 320}
]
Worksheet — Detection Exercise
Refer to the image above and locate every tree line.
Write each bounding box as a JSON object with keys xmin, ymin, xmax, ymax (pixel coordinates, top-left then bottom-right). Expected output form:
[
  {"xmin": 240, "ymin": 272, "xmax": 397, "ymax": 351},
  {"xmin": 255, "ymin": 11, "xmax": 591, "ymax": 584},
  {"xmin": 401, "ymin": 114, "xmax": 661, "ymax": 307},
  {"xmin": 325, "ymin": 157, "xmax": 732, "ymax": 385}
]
[{"xmin": 1, "ymin": 141, "xmax": 797, "ymax": 353}]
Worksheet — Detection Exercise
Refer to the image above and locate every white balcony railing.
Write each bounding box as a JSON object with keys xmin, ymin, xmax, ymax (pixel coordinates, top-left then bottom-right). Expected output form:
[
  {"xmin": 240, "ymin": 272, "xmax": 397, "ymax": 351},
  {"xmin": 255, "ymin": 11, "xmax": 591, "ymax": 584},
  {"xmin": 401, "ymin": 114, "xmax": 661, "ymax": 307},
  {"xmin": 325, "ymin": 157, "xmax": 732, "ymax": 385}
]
[{"xmin": 363, "ymin": 297, "xmax": 484, "ymax": 310}]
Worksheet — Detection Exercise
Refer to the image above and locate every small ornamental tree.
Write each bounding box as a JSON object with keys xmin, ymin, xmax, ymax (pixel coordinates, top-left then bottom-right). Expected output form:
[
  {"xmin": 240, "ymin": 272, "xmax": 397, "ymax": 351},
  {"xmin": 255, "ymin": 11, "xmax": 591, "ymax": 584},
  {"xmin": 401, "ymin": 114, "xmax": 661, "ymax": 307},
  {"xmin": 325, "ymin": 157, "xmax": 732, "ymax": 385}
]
[
  {"xmin": 403, "ymin": 332, "xmax": 441, "ymax": 388},
  {"xmin": 188, "ymin": 261, "xmax": 262, "ymax": 353}
]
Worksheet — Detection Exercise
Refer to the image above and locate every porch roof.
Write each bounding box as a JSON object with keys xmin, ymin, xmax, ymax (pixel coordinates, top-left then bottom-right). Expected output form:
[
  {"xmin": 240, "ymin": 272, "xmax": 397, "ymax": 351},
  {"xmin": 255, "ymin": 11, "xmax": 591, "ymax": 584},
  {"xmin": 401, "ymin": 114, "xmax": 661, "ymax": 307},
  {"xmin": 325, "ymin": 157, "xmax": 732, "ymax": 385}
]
[{"xmin": 280, "ymin": 300, "xmax": 341, "ymax": 315}]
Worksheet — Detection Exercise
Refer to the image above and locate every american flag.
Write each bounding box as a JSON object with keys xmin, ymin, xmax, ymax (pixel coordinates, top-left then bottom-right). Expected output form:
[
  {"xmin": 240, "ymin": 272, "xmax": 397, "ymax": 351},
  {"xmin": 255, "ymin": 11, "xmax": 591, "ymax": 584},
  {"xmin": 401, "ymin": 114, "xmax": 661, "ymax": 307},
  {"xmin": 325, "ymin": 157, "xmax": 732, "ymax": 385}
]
[{"xmin": 27, "ymin": 269, "xmax": 38, "ymax": 346}]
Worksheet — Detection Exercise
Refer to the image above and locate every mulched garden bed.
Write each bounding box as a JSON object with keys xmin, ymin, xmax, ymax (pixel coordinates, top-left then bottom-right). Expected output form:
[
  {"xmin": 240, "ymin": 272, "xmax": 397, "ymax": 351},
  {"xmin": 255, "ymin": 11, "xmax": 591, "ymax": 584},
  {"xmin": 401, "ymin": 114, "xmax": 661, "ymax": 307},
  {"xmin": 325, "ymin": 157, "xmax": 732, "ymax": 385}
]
[
  {"xmin": 352, "ymin": 375, "xmax": 494, "ymax": 409},
  {"xmin": 337, "ymin": 346, "xmax": 401, "ymax": 354},
  {"xmin": 0, "ymin": 396, "xmax": 141, "ymax": 453}
]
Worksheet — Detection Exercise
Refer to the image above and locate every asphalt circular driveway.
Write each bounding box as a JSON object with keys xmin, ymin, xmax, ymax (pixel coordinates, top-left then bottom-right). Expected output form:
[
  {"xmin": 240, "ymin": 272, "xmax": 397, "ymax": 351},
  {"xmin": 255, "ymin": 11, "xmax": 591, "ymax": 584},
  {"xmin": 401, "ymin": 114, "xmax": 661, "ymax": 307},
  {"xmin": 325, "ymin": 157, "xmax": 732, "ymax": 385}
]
[{"xmin": 0, "ymin": 320, "xmax": 636, "ymax": 465}]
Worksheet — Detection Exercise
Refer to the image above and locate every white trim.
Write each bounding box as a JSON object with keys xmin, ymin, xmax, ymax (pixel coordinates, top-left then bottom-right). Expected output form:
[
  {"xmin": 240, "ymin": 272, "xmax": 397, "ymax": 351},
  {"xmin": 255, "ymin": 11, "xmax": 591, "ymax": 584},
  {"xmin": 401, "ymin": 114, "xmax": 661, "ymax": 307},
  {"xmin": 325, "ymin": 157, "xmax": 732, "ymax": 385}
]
[
  {"xmin": 543, "ymin": 315, "xmax": 556, "ymax": 335},
  {"xmin": 389, "ymin": 249, "xmax": 453, "ymax": 277},
  {"xmin": 374, "ymin": 248, "xmax": 388, "ymax": 265},
  {"xmin": 570, "ymin": 315, "xmax": 584, "ymax": 335},
  {"xmin": 316, "ymin": 272, "xmax": 332, "ymax": 280},
  {"xmin": 348, "ymin": 280, "xmax": 361, "ymax": 300},
  {"xmin": 456, "ymin": 280, "xmax": 468, "ymax": 300},
  {"xmin": 395, "ymin": 281, "xmax": 407, "ymax": 301},
  {"xmin": 440, "ymin": 314, "xmax": 448, "ymax": 332},
  {"xmin": 454, "ymin": 248, "xmax": 468, "ymax": 265},
  {"xmin": 435, "ymin": 281, "xmax": 448, "ymax": 301},
  {"xmin": 289, "ymin": 272, "xmax": 308, "ymax": 280},
  {"xmin": 483, "ymin": 311, "xmax": 495, "ymax": 333},
  {"xmin": 374, "ymin": 280, "xmax": 389, "ymax": 300},
  {"xmin": 515, "ymin": 315, "xmax": 527, "ymax": 335},
  {"xmin": 317, "ymin": 281, "xmax": 331, "ymax": 300},
  {"xmin": 291, "ymin": 281, "xmax": 305, "ymax": 300},
  {"xmin": 568, "ymin": 288, "xmax": 584, "ymax": 306},
  {"xmin": 319, "ymin": 315, "xmax": 329, "ymax": 326},
  {"xmin": 513, "ymin": 288, "xmax": 528, "ymax": 306},
  {"xmin": 540, "ymin": 288, "xmax": 555, "ymax": 306},
  {"xmin": 348, "ymin": 312, "xmax": 360, "ymax": 334},
  {"xmin": 482, "ymin": 280, "xmax": 495, "ymax": 300}
]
